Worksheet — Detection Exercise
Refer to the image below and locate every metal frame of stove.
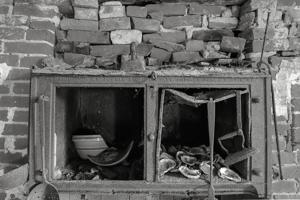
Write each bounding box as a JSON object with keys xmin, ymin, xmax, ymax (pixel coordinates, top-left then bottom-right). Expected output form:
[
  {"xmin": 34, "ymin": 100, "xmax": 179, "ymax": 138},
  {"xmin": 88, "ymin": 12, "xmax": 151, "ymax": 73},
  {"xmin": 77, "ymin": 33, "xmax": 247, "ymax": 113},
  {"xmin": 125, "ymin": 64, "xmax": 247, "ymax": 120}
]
[{"xmin": 29, "ymin": 71, "xmax": 272, "ymax": 200}]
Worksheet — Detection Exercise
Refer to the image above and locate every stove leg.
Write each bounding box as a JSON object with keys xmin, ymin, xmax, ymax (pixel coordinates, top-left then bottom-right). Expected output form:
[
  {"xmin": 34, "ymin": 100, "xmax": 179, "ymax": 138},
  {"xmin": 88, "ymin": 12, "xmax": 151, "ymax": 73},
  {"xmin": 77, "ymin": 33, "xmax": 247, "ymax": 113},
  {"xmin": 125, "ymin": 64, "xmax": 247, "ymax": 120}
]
[{"xmin": 207, "ymin": 99, "xmax": 216, "ymax": 200}]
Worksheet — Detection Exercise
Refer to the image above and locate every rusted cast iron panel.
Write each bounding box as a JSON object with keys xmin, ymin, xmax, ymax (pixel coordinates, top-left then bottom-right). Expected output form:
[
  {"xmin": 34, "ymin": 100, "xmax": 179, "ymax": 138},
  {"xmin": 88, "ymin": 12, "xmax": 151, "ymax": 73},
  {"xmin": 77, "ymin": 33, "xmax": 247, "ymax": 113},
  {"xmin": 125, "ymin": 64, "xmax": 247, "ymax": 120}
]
[{"xmin": 30, "ymin": 69, "xmax": 271, "ymax": 200}]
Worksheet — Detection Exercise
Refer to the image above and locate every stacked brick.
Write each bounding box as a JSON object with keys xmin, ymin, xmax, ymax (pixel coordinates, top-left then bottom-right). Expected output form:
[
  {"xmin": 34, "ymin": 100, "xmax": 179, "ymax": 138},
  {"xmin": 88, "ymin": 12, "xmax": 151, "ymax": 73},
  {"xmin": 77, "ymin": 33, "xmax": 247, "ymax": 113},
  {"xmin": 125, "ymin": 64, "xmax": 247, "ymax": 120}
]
[
  {"xmin": 0, "ymin": 1, "xmax": 58, "ymax": 198},
  {"xmin": 236, "ymin": 0, "xmax": 300, "ymax": 199},
  {"xmin": 56, "ymin": 1, "xmax": 248, "ymax": 69}
]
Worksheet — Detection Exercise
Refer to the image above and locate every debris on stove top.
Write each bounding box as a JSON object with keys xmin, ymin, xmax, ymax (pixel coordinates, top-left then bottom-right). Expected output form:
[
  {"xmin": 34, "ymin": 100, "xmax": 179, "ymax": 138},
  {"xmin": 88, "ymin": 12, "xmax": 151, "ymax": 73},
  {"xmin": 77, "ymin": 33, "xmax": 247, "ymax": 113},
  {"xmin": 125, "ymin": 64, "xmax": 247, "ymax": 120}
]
[{"xmin": 158, "ymin": 145, "xmax": 242, "ymax": 183}]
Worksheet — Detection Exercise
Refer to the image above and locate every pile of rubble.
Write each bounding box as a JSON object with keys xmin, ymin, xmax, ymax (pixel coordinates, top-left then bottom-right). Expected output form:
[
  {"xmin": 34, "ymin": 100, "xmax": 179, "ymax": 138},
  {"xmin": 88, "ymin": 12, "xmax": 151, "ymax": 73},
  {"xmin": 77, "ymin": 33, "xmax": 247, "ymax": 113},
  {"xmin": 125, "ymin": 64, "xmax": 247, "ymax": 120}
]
[{"xmin": 56, "ymin": 0, "xmax": 249, "ymax": 69}]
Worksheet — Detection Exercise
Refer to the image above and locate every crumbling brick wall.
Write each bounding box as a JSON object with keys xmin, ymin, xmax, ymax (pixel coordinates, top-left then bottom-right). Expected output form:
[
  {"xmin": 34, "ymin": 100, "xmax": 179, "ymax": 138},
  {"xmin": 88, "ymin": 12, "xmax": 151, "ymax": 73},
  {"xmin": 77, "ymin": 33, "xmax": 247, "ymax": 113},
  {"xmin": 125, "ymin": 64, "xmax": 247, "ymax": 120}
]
[{"xmin": 0, "ymin": 0, "xmax": 300, "ymax": 199}]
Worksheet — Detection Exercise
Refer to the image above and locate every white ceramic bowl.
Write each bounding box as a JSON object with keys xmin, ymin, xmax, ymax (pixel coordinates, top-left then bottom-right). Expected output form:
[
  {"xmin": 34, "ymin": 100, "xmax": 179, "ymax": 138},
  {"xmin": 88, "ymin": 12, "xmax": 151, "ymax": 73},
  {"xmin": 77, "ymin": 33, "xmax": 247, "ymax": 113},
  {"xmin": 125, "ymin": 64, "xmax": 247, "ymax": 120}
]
[
  {"xmin": 72, "ymin": 134, "xmax": 108, "ymax": 149},
  {"xmin": 76, "ymin": 148, "xmax": 106, "ymax": 159}
]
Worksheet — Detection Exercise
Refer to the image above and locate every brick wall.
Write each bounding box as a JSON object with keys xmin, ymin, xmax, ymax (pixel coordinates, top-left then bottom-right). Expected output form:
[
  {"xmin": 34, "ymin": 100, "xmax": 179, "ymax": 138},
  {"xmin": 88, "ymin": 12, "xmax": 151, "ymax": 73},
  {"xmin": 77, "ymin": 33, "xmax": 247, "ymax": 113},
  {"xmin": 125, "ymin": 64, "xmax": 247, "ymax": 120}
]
[{"xmin": 0, "ymin": 0, "xmax": 300, "ymax": 199}]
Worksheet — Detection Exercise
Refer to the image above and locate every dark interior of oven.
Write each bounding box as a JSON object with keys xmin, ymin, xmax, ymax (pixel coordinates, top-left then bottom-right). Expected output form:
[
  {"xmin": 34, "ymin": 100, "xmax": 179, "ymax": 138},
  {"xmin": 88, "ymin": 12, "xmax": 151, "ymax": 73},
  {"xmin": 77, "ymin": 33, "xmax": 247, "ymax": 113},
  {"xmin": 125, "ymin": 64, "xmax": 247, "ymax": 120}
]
[
  {"xmin": 159, "ymin": 88, "xmax": 250, "ymax": 183},
  {"xmin": 55, "ymin": 87, "xmax": 144, "ymax": 181}
]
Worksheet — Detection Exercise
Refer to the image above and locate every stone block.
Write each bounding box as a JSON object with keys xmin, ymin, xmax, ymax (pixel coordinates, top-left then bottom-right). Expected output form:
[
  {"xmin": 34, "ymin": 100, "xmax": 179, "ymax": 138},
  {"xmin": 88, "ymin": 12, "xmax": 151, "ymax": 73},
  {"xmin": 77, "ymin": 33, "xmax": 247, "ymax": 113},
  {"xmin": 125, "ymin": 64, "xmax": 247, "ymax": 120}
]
[
  {"xmin": 172, "ymin": 51, "xmax": 202, "ymax": 63},
  {"xmin": 272, "ymin": 180, "xmax": 297, "ymax": 193},
  {"xmin": 99, "ymin": 5, "xmax": 125, "ymax": 18},
  {"xmin": 205, "ymin": 42, "xmax": 221, "ymax": 51},
  {"xmin": 29, "ymin": 20, "xmax": 55, "ymax": 31},
  {"xmin": 60, "ymin": 18, "xmax": 98, "ymax": 31},
  {"xmin": 148, "ymin": 11, "xmax": 163, "ymax": 21},
  {"xmin": 201, "ymin": 50, "xmax": 228, "ymax": 60},
  {"xmin": 55, "ymin": 41, "xmax": 73, "ymax": 53},
  {"xmin": 287, "ymin": 8, "xmax": 300, "ymax": 23},
  {"xmin": 90, "ymin": 45, "xmax": 130, "ymax": 57},
  {"xmin": 189, "ymin": 4, "xmax": 226, "ymax": 16},
  {"xmin": 272, "ymin": 151, "xmax": 296, "ymax": 165},
  {"xmin": 231, "ymin": 6, "xmax": 240, "ymax": 17},
  {"xmin": 96, "ymin": 57, "xmax": 118, "ymax": 69},
  {"xmin": 150, "ymin": 47, "xmax": 171, "ymax": 62},
  {"xmin": 126, "ymin": 6, "xmax": 147, "ymax": 18},
  {"xmin": 208, "ymin": 17, "xmax": 238, "ymax": 29},
  {"xmin": 220, "ymin": 36, "xmax": 246, "ymax": 53},
  {"xmin": 56, "ymin": 30, "xmax": 67, "ymax": 41},
  {"xmin": 132, "ymin": 17, "xmax": 160, "ymax": 33},
  {"xmin": 192, "ymin": 29, "xmax": 234, "ymax": 41},
  {"xmin": 239, "ymin": 28, "xmax": 275, "ymax": 40},
  {"xmin": 0, "ymin": 27, "xmax": 25, "ymax": 40},
  {"xmin": 0, "ymin": 6, "xmax": 9, "ymax": 15},
  {"xmin": 4, "ymin": 42, "xmax": 53, "ymax": 55},
  {"xmin": 64, "ymin": 52, "xmax": 95, "ymax": 66},
  {"xmin": 74, "ymin": 7, "xmax": 98, "ymax": 21},
  {"xmin": 240, "ymin": 0, "xmax": 274, "ymax": 15},
  {"xmin": 237, "ymin": 12, "xmax": 255, "ymax": 31},
  {"xmin": 67, "ymin": 30, "xmax": 110, "ymax": 44},
  {"xmin": 73, "ymin": 42, "xmax": 90, "ymax": 55},
  {"xmin": 136, "ymin": 43, "xmax": 153, "ymax": 56},
  {"xmin": 147, "ymin": 57, "xmax": 161, "ymax": 66},
  {"xmin": 221, "ymin": 8, "xmax": 232, "ymax": 17},
  {"xmin": 163, "ymin": 15, "xmax": 201, "ymax": 28},
  {"xmin": 121, "ymin": 55, "xmax": 145, "ymax": 71},
  {"xmin": 102, "ymin": 1, "xmax": 122, "ymax": 6},
  {"xmin": 186, "ymin": 40, "xmax": 205, "ymax": 51},
  {"xmin": 143, "ymin": 32, "xmax": 186, "ymax": 43},
  {"xmin": 292, "ymin": 84, "xmax": 300, "ymax": 98},
  {"xmin": 245, "ymin": 39, "xmax": 289, "ymax": 53},
  {"xmin": 146, "ymin": 3, "xmax": 186, "ymax": 16},
  {"xmin": 149, "ymin": 39, "xmax": 185, "ymax": 52},
  {"xmin": 13, "ymin": 4, "xmax": 58, "ymax": 18},
  {"xmin": 110, "ymin": 30, "xmax": 142, "ymax": 44},
  {"xmin": 289, "ymin": 37, "xmax": 300, "ymax": 50},
  {"xmin": 289, "ymin": 23, "xmax": 300, "ymax": 37},
  {"xmin": 73, "ymin": 0, "xmax": 98, "ymax": 8},
  {"xmin": 99, "ymin": 17, "xmax": 131, "ymax": 32}
]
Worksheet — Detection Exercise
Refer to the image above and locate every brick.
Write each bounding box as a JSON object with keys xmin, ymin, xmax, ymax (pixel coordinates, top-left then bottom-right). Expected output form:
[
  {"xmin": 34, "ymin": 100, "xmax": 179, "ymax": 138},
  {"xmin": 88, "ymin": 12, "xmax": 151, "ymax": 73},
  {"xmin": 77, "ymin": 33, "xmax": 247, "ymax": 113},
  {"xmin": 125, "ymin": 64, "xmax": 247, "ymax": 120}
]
[
  {"xmin": 148, "ymin": 11, "xmax": 163, "ymax": 21},
  {"xmin": 186, "ymin": 40, "xmax": 205, "ymax": 52},
  {"xmin": 13, "ymin": 82, "xmax": 30, "ymax": 94},
  {"xmin": 0, "ymin": 27, "xmax": 25, "ymax": 40},
  {"xmin": 3, "ymin": 124, "xmax": 28, "ymax": 136},
  {"xmin": 55, "ymin": 41, "xmax": 73, "ymax": 53},
  {"xmin": 64, "ymin": 53, "xmax": 95, "ymax": 66},
  {"xmin": 0, "ymin": 85, "xmax": 10, "ymax": 94},
  {"xmin": 143, "ymin": 32, "xmax": 186, "ymax": 43},
  {"xmin": 102, "ymin": 1, "xmax": 122, "ymax": 6},
  {"xmin": 60, "ymin": 18, "xmax": 98, "ymax": 31},
  {"xmin": 5, "ymin": 42, "xmax": 53, "ymax": 55},
  {"xmin": 90, "ymin": 45, "xmax": 130, "ymax": 57},
  {"xmin": 74, "ymin": 42, "xmax": 90, "ymax": 55},
  {"xmin": 111, "ymin": 30, "xmax": 142, "ymax": 45},
  {"xmin": 126, "ymin": 6, "xmax": 147, "ymax": 18},
  {"xmin": 14, "ymin": 137, "xmax": 28, "ymax": 150},
  {"xmin": 163, "ymin": 15, "xmax": 201, "ymax": 29},
  {"xmin": 0, "ymin": 55, "xmax": 19, "ymax": 67},
  {"xmin": 245, "ymin": 39, "xmax": 289, "ymax": 53},
  {"xmin": 1, "ymin": 15, "xmax": 28, "ymax": 26},
  {"xmin": 220, "ymin": 36, "xmax": 246, "ymax": 53},
  {"xmin": 20, "ymin": 56, "xmax": 45, "ymax": 68},
  {"xmin": 13, "ymin": 4, "xmax": 58, "ymax": 18},
  {"xmin": 146, "ymin": 3, "xmax": 186, "ymax": 16},
  {"xmin": 208, "ymin": 17, "xmax": 238, "ymax": 29},
  {"xmin": 289, "ymin": 38, "xmax": 300, "ymax": 50},
  {"xmin": 292, "ymin": 84, "xmax": 300, "ymax": 98},
  {"xmin": 67, "ymin": 30, "xmax": 110, "ymax": 44},
  {"xmin": 7, "ymin": 68, "xmax": 31, "ymax": 80},
  {"xmin": 172, "ymin": 51, "xmax": 202, "ymax": 63},
  {"xmin": 189, "ymin": 4, "xmax": 225, "ymax": 16},
  {"xmin": 74, "ymin": 7, "xmax": 98, "ymax": 21},
  {"xmin": 277, "ymin": 0, "xmax": 300, "ymax": 8},
  {"xmin": 72, "ymin": 0, "xmax": 98, "ymax": 8},
  {"xmin": 0, "ymin": 152, "xmax": 27, "ymax": 165},
  {"xmin": 99, "ymin": 5, "xmax": 125, "ymax": 19},
  {"xmin": 13, "ymin": 111, "xmax": 29, "ymax": 123},
  {"xmin": 149, "ymin": 39, "xmax": 185, "ymax": 52},
  {"xmin": 237, "ymin": 12, "xmax": 255, "ymax": 31},
  {"xmin": 192, "ymin": 30, "xmax": 234, "ymax": 41},
  {"xmin": 150, "ymin": 47, "xmax": 171, "ymax": 62},
  {"xmin": 29, "ymin": 20, "xmax": 55, "ymax": 31},
  {"xmin": 239, "ymin": 28, "xmax": 275, "ymax": 40},
  {"xmin": 0, "ymin": 110, "xmax": 8, "ymax": 121},
  {"xmin": 26, "ymin": 29, "xmax": 55, "ymax": 44},
  {"xmin": 272, "ymin": 180, "xmax": 297, "ymax": 193},
  {"xmin": 120, "ymin": 55, "xmax": 145, "ymax": 71},
  {"xmin": 0, "ymin": 6, "xmax": 9, "ymax": 14},
  {"xmin": 273, "ymin": 194, "xmax": 300, "ymax": 199},
  {"xmin": 0, "ymin": 137, "xmax": 4, "ymax": 149},
  {"xmin": 99, "ymin": 17, "xmax": 131, "ymax": 32},
  {"xmin": 0, "ymin": 96, "xmax": 29, "ymax": 108},
  {"xmin": 136, "ymin": 43, "xmax": 153, "ymax": 56},
  {"xmin": 272, "ymin": 151, "xmax": 296, "ymax": 165},
  {"xmin": 132, "ymin": 17, "xmax": 160, "ymax": 33}
]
